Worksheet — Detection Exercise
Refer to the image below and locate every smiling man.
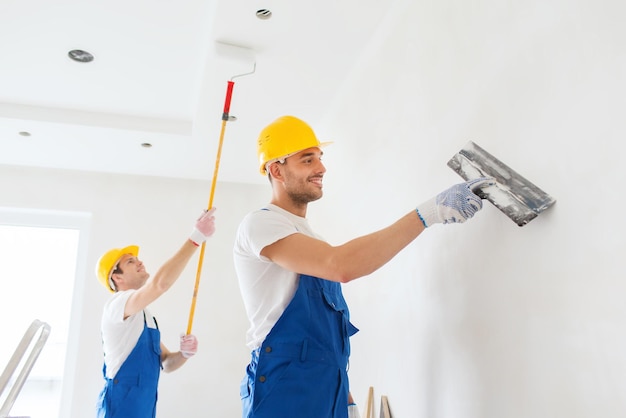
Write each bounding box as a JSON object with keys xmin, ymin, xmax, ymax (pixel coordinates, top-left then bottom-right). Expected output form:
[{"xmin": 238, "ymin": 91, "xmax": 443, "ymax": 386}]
[
  {"xmin": 96, "ymin": 208, "xmax": 216, "ymax": 418},
  {"xmin": 234, "ymin": 115, "xmax": 492, "ymax": 418}
]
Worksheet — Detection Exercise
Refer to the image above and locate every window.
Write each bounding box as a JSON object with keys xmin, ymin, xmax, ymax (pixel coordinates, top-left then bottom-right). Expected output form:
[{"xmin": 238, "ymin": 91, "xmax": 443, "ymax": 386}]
[{"xmin": 0, "ymin": 208, "xmax": 90, "ymax": 418}]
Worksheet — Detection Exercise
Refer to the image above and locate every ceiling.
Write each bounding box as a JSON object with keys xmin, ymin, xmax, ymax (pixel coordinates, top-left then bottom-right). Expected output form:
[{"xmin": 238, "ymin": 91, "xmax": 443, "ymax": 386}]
[{"xmin": 0, "ymin": 0, "xmax": 392, "ymax": 185}]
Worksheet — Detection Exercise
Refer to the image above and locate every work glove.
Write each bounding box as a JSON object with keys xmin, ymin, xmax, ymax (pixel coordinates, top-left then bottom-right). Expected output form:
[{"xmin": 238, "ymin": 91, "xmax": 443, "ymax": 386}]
[
  {"xmin": 189, "ymin": 207, "xmax": 216, "ymax": 246},
  {"xmin": 180, "ymin": 334, "xmax": 198, "ymax": 359},
  {"xmin": 348, "ymin": 403, "xmax": 361, "ymax": 418},
  {"xmin": 416, "ymin": 177, "xmax": 494, "ymax": 227}
]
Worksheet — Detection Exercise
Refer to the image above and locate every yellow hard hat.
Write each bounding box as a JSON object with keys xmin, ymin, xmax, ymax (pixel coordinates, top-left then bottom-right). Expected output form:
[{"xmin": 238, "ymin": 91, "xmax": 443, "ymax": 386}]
[
  {"xmin": 96, "ymin": 245, "xmax": 139, "ymax": 293},
  {"xmin": 257, "ymin": 115, "xmax": 332, "ymax": 175}
]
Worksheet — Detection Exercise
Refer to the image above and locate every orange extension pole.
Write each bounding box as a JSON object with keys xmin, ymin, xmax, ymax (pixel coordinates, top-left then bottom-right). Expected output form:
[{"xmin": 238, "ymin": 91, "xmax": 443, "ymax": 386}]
[
  {"xmin": 185, "ymin": 62, "xmax": 256, "ymax": 334},
  {"xmin": 185, "ymin": 80, "xmax": 235, "ymax": 335}
]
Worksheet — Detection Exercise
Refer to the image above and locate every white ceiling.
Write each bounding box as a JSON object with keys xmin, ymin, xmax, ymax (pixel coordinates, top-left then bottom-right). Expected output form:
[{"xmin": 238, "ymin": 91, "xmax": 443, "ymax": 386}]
[{"xmin": 0, "ymin": 0, "xmax": 393, "ymax": 185}]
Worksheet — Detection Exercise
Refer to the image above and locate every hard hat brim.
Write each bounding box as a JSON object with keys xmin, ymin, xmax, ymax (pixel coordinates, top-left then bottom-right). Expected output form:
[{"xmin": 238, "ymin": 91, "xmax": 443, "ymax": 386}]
[{"xmin": 260, "ymin": 141, "xmax": 333, "ymax": 175}]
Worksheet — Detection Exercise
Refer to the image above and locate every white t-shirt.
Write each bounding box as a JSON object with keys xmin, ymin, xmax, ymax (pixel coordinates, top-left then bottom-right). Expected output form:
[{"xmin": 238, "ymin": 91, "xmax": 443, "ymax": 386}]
[
  {"xmin": 101, "ymin": 289, "xmax": 158, "ymax": 379},
  {"xmin": 233, "ymin": 204, "xmax": 323, "ymax": 350}
]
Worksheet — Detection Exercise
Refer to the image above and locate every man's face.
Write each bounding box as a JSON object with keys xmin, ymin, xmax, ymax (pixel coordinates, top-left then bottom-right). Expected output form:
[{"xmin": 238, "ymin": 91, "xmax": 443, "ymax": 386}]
[
  {"xmin": 112, "ymin": 253, "xmax": 149, "ymax": 290},
  {"xmin": 281, "ymin": 147, "xmax": 326, "ymax": 205}
]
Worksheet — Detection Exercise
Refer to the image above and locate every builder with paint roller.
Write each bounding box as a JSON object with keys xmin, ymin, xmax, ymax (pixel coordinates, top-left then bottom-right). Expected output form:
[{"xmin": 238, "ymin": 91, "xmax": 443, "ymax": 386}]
[
  {"xmin": 234, "ymin": 115, "xmax": 493, "ymax": 418},
  {"xmin": 95, "ymin": 208, "xmax": 216, "ymax": 418}
]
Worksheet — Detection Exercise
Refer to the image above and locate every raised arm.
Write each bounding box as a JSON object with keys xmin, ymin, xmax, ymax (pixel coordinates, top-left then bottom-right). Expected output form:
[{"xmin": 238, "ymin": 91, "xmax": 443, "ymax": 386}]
[
  {"xmin": 124, "ymin": 208, "xmax": 216, "ymax": 318},
  {"xmin": 262, "ymin": 210, "xmax": 423, "ymax": 283},
  {"xmin": 262, "ymin": 179, "xmax": 491, "ymax": 283}
]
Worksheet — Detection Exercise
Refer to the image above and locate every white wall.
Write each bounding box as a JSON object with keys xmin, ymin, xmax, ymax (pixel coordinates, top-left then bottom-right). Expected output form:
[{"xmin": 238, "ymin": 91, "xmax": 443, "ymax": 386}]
[
  {"xmin": 3, "ymin": 1, "xmax": 626, "ymax": 417},
  {"xmin": 310, "ymin": 0, "xmax": 626, "ymax": 417},
  {"xmin": 0, "ymin": 165, "xmax": 269, "ymax": 417}
]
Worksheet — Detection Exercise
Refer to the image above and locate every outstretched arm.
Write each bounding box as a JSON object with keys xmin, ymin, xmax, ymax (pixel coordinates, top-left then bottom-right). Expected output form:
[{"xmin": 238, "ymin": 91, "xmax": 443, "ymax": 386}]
[
  {"xmin": 264, "ymin": 210, "xmax": 424, "ymax": 283},
  {"xmin": 124, "ymin": 208, "xmax": 216, "ymax": 318},
  {"xmin": 262, "ymin": 179, "xmax": 492, "ymax": 283}
]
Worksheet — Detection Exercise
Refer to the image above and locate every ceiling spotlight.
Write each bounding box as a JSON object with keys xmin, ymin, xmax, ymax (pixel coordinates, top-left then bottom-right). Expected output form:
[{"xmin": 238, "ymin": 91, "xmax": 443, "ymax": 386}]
[
  {"xmin": 141, "ymin": 143, "xmax": 152, "ymax": 148},
  {"xmin": 68, "ymin": 49, "xmax": 94, "ymax": 63},
  {"xmin": 18, "ymin": 131, "xmax": 31, "ymax": 137},
  {"xmin": 256, "ymin": 9, "xmax": 272, "ymax": 20}
]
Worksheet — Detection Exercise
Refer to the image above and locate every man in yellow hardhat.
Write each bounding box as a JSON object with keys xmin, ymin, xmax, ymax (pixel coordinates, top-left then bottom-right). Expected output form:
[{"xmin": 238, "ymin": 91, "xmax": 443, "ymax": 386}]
[
  {"xmin": 96, "ymin": 208, "xmax": 216, "ymax": 418},
  {"xmin": 234, "ymin": 116, "xmax": 493, "ymax": 418}
]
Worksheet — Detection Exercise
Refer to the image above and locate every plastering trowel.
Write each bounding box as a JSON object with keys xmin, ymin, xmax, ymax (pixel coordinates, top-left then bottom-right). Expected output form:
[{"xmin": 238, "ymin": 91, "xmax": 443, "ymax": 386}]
[{"xmin": 447, "ymin": 141, "xmax": 556, "ymax": 227}]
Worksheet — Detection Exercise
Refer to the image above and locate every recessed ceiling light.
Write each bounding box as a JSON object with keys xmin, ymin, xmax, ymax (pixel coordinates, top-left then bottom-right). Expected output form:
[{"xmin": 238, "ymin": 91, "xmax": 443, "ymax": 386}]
[
  {"xmin": 18, "ymin": 131, "xmax": 31, "ymax": 137},
  {"xmin": 68, "ymin": 49, "xmax": 94, "ymax": 63},
  {"xmin": 256, "ymin": 9, "xmax": 272, "ymax": 20},
  {"xmin": 141, "ymin": 143, "xmax": 152, "ymax": 148}
]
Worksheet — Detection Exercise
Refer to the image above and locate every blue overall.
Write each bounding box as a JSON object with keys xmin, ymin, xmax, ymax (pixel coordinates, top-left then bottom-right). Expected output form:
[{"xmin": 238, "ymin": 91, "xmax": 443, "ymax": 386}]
[
  {"xmin": 241, "ymin": 274, "xmax": 359, "ymax": 418},
  {"xmin": 97, "ymin": 312, "xmax": 162, "ymax": 418}
]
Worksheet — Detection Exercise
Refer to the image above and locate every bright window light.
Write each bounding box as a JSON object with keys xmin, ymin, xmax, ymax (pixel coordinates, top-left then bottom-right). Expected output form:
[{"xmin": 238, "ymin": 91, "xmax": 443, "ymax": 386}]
[{"xmin": 0, "ymin": 223, "xmax": 80, "ymax": 417}]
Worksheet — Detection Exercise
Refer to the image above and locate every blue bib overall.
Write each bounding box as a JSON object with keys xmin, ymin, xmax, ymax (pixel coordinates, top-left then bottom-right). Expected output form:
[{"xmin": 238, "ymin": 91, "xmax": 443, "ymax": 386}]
[
  {"xmin": 97, "ymin": 312, "xmax": 162, "ymax": 418},
  {"xmin": 241, "ymin": 274, "xmax": 359, "ymax": 418}
]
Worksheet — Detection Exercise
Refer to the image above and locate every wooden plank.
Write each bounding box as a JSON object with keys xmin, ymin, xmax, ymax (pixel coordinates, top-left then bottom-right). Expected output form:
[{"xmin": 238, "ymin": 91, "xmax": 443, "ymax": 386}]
[
  {"xmin": 380, "ymin": 395, "xmax": 391, "ymax": 418},
  {"xmin": 365, "ymin": 386, "xmax": 374, "ymax": 418}
]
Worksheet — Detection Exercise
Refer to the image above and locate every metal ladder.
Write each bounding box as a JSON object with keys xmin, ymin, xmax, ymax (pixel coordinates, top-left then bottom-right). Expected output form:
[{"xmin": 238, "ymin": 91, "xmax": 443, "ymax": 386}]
[{"xmin": 0, "ymin": 319, "xmax": 51, "ymax": 418}]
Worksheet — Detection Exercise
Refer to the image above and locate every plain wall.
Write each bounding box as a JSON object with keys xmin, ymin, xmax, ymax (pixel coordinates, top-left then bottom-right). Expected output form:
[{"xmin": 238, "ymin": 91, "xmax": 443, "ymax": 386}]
[
  {"xmin": 2, "ymin": 0, "xmax": 626, "ymax": 417},
  {"xmin": 310, "ymin": 0, "xmax": 626, "ymax": 416}
]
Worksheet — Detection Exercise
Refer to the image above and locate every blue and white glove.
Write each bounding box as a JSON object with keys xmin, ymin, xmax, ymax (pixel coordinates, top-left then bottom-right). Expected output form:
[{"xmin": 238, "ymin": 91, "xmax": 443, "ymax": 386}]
[
  {"xmin": 416, "ymin": 177, "xmax": 494, "ymax": 227},
  {"xmin": 348, "ymin": 403, "xmax": 360, "ymax": 418}
]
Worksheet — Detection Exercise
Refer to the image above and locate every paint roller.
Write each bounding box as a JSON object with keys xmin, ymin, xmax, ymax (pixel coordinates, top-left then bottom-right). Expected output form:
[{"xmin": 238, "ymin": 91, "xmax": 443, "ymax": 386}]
[
  {"xmin": 447, "ymin": 141, "xmax": 556, "ymax": 226},
  {"xmin": 186, "ymin": 43, "xmax": 256, "ymax": 335}
]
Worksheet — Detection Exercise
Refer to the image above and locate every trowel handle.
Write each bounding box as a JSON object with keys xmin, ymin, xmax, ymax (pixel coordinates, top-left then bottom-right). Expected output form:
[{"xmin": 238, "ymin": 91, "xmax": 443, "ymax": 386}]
[{"xmin": 468, "ymin": 176, "xmax": 497, "ymax": 199}]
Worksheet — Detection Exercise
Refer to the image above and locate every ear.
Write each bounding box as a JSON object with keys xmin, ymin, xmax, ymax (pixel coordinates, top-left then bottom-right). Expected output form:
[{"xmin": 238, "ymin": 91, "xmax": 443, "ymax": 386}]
[
  {"xmin": 110, "ymin": 273, "xmax": 122, "ymax": 290},
  {"xmin": 268, "ymin": 162, "xmax": 285, "ymax": 183}
]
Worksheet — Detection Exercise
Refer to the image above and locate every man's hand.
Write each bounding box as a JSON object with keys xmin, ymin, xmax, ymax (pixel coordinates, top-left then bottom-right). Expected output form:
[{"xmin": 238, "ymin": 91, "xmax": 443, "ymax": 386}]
[
  {"xmin": 348, "ymin": 403, "xmax": 360, "ymax": 418},
  {"xmin": 416, "ymin": 177, "xmax": 494, "ymax": 227},
  {"xmin": 180, "ymin": 334, "xmax": 198, "ymax": 359},
  {"xmin": 189, "ymin": 207, "xmax": 216, "ymax": 245}
]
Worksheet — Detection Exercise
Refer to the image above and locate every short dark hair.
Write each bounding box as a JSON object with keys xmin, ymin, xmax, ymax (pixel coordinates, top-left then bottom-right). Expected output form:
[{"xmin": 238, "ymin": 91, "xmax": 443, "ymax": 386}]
[
  {"xmin": 111, "ymin": 264, "xmax": 124, "ymax": 276},
  {"xmin": 109, "ymin": 263, "xmax": 125, "ymax": 291}
]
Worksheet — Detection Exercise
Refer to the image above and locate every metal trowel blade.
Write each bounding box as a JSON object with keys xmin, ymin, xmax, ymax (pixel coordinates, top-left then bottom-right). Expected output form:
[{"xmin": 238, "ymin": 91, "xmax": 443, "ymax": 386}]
[{"xmin": 447, "ymin": 141, "xmax": 556, "ymax": 227}]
